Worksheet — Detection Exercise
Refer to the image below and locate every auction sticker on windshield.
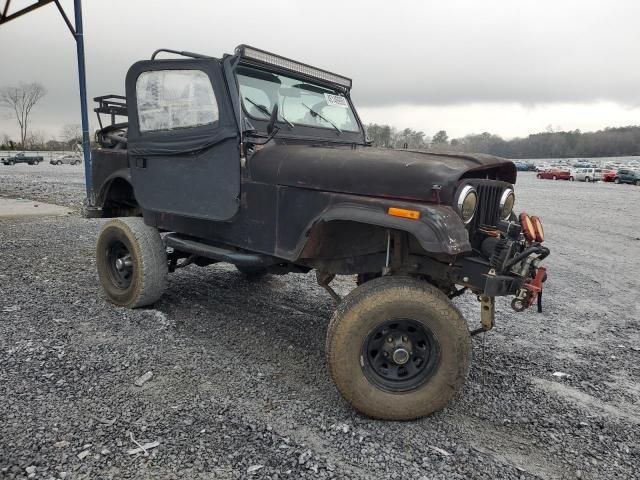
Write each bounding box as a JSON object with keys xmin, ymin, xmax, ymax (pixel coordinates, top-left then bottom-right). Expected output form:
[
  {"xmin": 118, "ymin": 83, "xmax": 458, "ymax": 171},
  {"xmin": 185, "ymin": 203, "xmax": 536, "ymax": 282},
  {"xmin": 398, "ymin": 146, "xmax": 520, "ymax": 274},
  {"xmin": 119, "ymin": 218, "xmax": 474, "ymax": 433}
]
[{"xmin": 324, "ymin": 93, "xmax": 349, "ymax": 108}]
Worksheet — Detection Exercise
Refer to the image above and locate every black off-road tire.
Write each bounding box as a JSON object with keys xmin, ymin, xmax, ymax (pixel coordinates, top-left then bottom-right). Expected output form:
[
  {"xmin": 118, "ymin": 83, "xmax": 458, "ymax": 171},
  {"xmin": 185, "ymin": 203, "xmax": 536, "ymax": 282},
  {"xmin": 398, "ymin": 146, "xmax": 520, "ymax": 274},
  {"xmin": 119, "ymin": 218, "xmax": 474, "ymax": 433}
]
[
  {"xmin": 96, "ymin": 217, "xmax": 167, "ymax": 308},
  {"xmin": 236, "ymin": 265, "xmax": 269, "ymax": 280},
  {"xmin": 326, "ymin": 276, "xmax": 471, "ymax": 420}
]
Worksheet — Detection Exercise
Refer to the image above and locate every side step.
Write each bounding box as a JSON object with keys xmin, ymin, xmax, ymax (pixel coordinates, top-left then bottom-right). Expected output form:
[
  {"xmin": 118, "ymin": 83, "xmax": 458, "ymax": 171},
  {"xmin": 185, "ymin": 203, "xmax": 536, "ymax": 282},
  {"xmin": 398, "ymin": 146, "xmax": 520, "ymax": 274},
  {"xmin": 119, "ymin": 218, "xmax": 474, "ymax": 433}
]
[{"xmin": 164, "ymin": 233, "xmax": 277, "ymax": 268}]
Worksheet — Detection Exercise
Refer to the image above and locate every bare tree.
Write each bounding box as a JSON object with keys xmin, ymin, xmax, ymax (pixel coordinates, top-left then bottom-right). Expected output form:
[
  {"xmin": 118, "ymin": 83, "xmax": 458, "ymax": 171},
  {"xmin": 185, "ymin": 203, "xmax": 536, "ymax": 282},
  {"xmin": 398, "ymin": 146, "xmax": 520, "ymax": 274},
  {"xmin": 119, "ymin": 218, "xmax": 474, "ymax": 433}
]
[
  {"xmin": 0, "ymin": 82, "xmax": 47, "ymax": 148},
  {"xmin": 60, "ymin": 123, "xmax": 82, "ymax": 146}
]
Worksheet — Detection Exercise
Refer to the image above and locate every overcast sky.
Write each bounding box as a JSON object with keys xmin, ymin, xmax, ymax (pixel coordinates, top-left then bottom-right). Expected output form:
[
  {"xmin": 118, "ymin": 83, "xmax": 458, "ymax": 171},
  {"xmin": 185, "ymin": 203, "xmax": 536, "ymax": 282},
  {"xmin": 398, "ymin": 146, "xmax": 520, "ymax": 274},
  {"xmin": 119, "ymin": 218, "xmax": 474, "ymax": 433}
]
[{"xmin": 1, "ymin": 0, "xmax": 639, "ymax": 140}]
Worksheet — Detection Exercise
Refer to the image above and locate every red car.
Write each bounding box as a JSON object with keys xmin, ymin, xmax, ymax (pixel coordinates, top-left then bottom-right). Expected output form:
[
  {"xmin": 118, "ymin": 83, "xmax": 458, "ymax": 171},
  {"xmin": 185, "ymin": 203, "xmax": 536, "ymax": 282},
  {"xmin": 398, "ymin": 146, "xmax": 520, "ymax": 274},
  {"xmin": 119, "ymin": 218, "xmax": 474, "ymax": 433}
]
[
  {"xmin": 537, "ymin": 168, "xmax": 571, "ymax": 180},
  {"xmin": 601, "ymin": 169, "xmax": 617, "ymax": 182}
]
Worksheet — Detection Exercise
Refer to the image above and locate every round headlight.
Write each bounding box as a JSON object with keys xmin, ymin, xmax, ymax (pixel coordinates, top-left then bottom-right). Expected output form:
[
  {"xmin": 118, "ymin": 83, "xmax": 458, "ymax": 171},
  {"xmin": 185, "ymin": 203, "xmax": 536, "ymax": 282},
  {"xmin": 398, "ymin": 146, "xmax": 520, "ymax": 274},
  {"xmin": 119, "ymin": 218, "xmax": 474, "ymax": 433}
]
[
  {"xmin": 499, "ymin": 188, "xmax": 515, "ymax": 220},
  {"xmin": 457, "ymin": 185, "xmax": 477, "ymax": 224}
]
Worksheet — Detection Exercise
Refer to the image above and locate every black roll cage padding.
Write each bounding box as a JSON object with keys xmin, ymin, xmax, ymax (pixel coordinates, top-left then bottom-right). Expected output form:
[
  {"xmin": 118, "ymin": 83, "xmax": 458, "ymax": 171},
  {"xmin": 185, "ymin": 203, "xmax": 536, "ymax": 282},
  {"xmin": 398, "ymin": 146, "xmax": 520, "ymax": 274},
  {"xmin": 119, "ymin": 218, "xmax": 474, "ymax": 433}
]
[
  {"xmin": 500, "ymin": 245, "xmax": 550, "ymax": 272},
  {"xmin": 151, "ymin": 48, "xmax": 212, "ymax": 60}
]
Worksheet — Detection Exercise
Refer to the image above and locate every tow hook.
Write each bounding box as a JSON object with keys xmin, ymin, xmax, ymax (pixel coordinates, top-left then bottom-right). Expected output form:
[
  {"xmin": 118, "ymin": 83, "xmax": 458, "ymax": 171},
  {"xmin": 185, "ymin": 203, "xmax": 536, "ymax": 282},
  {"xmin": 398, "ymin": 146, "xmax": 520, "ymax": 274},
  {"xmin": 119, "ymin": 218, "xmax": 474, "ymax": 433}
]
[
  {"xmin": 511, "ymin": 266, "xmax": 547, "ymax": 313},
  {"xmin": 470, "ymin": 295, "xmax": 495, "ymax": 336}
]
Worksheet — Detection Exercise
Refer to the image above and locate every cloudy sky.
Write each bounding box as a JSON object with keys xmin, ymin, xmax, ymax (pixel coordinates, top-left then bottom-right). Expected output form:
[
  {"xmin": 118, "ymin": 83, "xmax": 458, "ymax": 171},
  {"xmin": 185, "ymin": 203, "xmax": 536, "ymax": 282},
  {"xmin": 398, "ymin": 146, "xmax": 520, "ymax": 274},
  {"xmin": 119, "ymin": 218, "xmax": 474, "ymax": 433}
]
[{"xmin": 1, "ymin": 0, "xmax": 639, "ymax": 140}]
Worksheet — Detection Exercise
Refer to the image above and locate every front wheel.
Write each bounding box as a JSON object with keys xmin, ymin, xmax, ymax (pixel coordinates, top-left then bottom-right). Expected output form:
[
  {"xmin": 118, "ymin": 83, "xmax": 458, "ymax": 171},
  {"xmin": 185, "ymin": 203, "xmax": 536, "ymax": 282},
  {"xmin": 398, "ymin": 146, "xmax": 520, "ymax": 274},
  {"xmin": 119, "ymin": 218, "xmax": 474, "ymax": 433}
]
[
  {"xmin": 326, "ymin": 277, "xmax": 471, "ymax": 420},
  {"xmin": 585, "ymin": 177, "xmax": 591, "ymax": 182},
  {"xmin": 96, "ymin": 217, "xmax": 167, "ymax": 308},
  {"xmin": 33, "ymin": 160, "xmax": 39, "ymax": 165}
]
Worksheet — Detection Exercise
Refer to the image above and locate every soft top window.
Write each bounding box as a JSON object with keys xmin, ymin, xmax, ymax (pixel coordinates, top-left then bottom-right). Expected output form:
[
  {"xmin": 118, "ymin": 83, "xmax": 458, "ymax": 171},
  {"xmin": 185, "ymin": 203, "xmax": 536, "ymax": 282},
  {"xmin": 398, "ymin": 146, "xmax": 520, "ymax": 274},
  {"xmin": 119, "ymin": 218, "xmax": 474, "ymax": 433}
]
[{"xmin": 136, "ymin": 69, "xmax": 219, "ymax": 132}]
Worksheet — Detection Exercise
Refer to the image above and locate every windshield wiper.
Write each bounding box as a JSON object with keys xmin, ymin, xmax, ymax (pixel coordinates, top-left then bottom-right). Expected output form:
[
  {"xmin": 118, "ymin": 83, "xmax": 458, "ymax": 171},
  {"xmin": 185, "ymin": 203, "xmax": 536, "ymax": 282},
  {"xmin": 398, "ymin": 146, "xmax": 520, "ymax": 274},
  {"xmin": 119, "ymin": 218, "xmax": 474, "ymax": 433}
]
[
  {"xmin": 301, "ymin": 102, "xmax": 341, "ymax": 134},
  {"xmin": 244, "ymin": 97, "xmax": 294, "ymax": 128}
]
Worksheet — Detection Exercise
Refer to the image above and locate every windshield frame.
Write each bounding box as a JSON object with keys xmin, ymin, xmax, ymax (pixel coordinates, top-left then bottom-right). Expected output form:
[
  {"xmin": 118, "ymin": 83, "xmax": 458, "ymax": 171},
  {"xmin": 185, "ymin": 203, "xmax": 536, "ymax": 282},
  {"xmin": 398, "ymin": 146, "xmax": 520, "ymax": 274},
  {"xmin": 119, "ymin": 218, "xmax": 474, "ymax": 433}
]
[{"xmin": 232, "ymin": 60, "xmax": 366, "ymax": 144}]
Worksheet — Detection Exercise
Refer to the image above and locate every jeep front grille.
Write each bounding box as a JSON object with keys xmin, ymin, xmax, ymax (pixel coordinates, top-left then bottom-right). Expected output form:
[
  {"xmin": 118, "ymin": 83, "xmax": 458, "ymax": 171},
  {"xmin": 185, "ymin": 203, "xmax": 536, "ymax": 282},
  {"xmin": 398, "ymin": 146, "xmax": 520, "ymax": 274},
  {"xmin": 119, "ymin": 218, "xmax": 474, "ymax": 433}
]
[{"xmin": 472, "ymin": 181, "xmax": 505, "ymax": 228}]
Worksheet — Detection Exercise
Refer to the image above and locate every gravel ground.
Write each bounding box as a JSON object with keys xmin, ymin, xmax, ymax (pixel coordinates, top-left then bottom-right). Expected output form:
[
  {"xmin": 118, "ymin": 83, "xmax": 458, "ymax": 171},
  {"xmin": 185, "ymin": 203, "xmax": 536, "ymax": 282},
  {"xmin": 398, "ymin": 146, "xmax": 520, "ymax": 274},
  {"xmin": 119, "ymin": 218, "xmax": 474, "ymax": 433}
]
[{"xmin": 1, "ymin": 164, "xmax": 639, "ymax": 480}]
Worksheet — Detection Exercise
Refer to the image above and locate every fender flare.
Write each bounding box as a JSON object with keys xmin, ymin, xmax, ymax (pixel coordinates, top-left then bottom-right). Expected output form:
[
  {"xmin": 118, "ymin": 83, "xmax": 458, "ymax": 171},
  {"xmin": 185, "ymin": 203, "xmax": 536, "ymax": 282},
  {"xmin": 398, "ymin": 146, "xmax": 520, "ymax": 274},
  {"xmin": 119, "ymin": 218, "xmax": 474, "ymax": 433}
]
[
  {"xmin": 292, "ymin": 201, "xmax": 471, "ymax": 259},
  {"xmin": 96, "ymin": 169, "xmax": 134, "ymax": 206}
]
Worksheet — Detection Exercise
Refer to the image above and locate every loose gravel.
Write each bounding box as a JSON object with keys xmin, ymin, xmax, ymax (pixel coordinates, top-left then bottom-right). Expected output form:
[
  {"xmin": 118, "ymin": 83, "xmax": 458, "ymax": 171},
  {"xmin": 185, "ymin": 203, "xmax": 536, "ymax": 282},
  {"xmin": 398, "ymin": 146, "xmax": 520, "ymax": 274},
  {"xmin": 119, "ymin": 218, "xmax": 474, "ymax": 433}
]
[{"xmin": 1, "ymin": 163, "xmax": 639, "ymax": 479}]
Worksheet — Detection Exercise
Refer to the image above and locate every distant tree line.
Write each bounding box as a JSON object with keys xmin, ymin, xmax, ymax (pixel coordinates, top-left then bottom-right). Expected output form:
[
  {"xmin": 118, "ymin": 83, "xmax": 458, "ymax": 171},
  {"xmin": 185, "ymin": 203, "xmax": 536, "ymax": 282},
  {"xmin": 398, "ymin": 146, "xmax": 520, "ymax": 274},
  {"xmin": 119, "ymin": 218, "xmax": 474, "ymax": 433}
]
[
  {"xmin": 366, "ymin": 123, "xmax": 640, "ymax": 158},
  {"xmin": 0, "ymin": 124, "xmax": 82, "ymax": 151}
]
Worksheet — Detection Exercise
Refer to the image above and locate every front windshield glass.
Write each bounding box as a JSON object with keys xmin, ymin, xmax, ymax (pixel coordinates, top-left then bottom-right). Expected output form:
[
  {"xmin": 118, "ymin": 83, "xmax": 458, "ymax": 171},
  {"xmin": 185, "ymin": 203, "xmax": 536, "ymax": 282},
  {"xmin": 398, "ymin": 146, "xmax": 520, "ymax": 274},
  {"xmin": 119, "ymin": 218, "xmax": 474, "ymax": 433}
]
[{"xmin": 236, "ymin": 65, "xmax": 360, "ymax": 133}]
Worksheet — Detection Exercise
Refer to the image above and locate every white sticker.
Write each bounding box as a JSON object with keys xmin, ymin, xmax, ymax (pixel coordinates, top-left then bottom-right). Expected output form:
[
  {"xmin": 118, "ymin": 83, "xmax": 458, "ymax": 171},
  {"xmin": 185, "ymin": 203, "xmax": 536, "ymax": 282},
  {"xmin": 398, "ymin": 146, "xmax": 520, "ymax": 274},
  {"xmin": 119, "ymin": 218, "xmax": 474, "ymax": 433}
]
[{"xmin": 324, "ymin": 93, "xmax": 349, "ymax": 108}]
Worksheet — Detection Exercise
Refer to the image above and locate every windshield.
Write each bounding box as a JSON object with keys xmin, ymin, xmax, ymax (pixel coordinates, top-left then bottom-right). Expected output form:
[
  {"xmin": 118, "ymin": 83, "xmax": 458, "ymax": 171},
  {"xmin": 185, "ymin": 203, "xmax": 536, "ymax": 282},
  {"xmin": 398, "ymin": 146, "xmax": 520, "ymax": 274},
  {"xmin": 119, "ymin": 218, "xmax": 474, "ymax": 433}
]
[{"xmin": 236, "ymin": 66, "xmax": 360, "ymax": 133}]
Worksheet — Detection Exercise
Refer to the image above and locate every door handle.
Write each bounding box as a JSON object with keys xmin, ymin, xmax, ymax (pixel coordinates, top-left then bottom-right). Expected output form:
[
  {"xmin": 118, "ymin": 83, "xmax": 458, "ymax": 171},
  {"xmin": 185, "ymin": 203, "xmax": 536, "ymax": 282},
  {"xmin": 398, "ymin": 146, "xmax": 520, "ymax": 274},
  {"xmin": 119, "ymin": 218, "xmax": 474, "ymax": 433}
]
[{"xmin": 136, "ymin": 157, "xmax": 147, "ymax": 168}]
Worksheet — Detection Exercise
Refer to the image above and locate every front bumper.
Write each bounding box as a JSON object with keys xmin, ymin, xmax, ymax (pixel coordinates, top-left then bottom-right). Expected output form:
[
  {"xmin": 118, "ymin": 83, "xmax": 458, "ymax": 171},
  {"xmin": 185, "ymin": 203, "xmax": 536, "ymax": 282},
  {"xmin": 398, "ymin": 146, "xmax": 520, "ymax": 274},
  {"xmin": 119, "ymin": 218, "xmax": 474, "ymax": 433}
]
[{"xmin": 454, "ymin": 244, "xmax": 549, "ymax": 311}]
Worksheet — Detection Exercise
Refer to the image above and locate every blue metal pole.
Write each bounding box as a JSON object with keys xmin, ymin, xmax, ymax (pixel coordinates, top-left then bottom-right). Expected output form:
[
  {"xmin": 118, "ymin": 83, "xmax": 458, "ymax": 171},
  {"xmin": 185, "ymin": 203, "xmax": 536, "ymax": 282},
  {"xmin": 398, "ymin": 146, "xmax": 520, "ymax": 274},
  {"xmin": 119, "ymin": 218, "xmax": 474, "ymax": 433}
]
[{"xmin": 73, "ymin": 0, "xmax": 92, "ymax": 199}]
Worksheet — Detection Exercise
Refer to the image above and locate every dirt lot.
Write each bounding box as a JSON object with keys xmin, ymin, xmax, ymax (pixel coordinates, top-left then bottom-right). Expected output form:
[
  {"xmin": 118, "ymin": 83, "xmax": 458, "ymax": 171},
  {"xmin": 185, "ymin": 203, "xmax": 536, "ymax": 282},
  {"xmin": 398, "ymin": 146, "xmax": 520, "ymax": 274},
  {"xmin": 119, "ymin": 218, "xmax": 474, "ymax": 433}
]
[{"xmin": 1, "ymin": 164, "xmax": 639, "ymax": 479}]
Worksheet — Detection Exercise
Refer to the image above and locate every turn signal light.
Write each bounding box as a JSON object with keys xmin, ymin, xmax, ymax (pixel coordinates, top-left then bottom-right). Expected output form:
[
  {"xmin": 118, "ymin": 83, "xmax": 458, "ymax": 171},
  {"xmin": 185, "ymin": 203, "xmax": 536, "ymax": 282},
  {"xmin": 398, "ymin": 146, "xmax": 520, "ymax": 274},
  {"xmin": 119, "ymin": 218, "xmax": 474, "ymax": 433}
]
[
  {"xmin": 388, "ymin": 207, "xmax": 421, "ymax": 220},
  {"xmin": 520, "ymin": 212, "xmax": 536, "ymax": 242},
  {"xmin": 530, "ymin": 215, "xmax": 545, "ymax": 242}
]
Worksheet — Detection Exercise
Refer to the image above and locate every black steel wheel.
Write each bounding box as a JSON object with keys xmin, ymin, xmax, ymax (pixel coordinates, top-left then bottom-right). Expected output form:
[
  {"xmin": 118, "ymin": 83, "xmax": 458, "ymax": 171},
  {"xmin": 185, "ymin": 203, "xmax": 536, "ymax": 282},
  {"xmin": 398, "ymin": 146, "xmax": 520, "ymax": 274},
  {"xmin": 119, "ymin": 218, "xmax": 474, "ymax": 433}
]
[
  {"xmin": 96, "ymin": 217, "xmax": 167, "ymax": 308},
  {"xmin": 327, "ymin": 276, "xmax": 471, "ymax": 420},
  {"xmin": 105, "ymin": 240, "xmax": 134, "ymax": 289},
  {"xmin": 362, "ymin": 319, "xmax": 440, "ymax": 392}
]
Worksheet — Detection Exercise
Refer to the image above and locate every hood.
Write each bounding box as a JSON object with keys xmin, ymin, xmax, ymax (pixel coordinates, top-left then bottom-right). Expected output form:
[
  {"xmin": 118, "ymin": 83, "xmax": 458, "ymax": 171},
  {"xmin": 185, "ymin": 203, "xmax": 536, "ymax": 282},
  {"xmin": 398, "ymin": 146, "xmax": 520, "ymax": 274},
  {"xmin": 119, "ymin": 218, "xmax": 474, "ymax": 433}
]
[{"xmin": 250, "ymin": 144, "xmax": 516, "ymax": 203}]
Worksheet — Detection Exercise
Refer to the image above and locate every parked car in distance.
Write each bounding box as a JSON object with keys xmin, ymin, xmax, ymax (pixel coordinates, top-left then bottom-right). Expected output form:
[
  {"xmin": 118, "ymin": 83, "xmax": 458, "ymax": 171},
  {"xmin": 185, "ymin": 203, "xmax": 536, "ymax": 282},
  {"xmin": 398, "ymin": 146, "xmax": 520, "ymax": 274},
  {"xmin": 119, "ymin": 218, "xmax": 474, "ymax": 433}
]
[
  {"xmin": 514, "ymin": 162, "xmax": 529, "ymax": 171},
  {"xmin": 574, "ymin": 168, "xmax": 602, "ymax": 182},
  {"xmin": 50, "ymin": 154, "xmax": 82, "ymax": 165},
  {"xmin": 1, "ymin": 152, "xmax": 44, "ymax": 165},
  {"xmin": 601, "ymin": 169, "xmax": 617, "ymax": 182},
  {"xmin": 614, "ymin": 169, "xmax": 640, "ymax": 185},
  {"xmin": 537, "ymin": 168, "xmax": 571, "ymax": 180}
]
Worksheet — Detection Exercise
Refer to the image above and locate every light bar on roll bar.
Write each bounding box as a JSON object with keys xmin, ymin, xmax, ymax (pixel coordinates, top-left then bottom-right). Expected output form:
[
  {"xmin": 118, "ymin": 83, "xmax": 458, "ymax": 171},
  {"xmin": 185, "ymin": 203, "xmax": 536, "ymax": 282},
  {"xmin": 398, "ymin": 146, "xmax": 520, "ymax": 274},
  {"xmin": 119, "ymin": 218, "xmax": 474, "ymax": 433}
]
[{"xmin": 235, "ymin": 44, "xmax": 352, "ymax": 90}]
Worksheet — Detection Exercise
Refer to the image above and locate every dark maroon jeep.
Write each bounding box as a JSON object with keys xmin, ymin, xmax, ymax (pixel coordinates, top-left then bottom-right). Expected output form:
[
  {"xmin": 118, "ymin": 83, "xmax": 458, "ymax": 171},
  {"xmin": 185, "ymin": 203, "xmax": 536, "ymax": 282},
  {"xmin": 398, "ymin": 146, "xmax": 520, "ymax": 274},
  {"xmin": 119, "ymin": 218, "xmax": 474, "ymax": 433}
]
[{"xmin": 87, "ymin": 45, "xmax": 549, "ymax": 420}]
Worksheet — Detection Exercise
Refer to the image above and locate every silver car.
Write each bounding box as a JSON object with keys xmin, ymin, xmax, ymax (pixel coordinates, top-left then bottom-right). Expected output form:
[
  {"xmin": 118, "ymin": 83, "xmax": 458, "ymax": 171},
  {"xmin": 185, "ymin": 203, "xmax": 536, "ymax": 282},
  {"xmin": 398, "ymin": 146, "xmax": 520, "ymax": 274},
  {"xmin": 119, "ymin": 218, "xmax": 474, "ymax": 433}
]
[
  {"xmin": 50, "ymin": 154, "xmax": 82, "ymax": 166},
  {"xmin": 573, "ymin": 168, "xmax": 602, "ymax": 182}
]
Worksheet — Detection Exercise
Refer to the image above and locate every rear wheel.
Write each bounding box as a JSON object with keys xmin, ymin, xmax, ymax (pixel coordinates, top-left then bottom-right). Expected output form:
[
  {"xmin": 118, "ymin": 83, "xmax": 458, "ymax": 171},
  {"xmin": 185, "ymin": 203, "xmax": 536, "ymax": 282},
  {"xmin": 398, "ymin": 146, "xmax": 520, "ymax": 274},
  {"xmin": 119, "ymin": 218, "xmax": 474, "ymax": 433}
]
[
  {"xmin": 7, "ymin": 161, "xmax": 14, "ymax": 166},
  {"xmin": 33, "ymin": 160, "xmax": 39, "ymax": 165},
  {"xmin": 569, "ymin": 176, "xmax": 574, "ymax": 181},
  {"xmin": 96, "ymin": 217, "xmax": 167, "ymax": 308},
  {"xmin": 536, "ymin": 174, "xmax": 542, "ymax": 179},
  {"xmin": 326, "ymin": 276, "xmax": 471, "ymax": 420},
  {"xmin": 585, "ymin": 176, "xmax": 591, "ymax": 182},
  {"xmin": 57, "ymin": 160, "xmax": 62, "ymax": 165}
]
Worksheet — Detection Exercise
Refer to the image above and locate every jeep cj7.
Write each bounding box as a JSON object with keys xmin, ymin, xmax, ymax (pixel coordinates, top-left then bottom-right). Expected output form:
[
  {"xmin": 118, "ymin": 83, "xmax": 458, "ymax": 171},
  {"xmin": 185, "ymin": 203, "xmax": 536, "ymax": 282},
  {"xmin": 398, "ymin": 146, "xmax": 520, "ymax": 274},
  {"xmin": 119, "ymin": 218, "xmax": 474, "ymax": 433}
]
[{"xmin": 87, "ymin": 45, "xmax": 549, "ymax": 420}]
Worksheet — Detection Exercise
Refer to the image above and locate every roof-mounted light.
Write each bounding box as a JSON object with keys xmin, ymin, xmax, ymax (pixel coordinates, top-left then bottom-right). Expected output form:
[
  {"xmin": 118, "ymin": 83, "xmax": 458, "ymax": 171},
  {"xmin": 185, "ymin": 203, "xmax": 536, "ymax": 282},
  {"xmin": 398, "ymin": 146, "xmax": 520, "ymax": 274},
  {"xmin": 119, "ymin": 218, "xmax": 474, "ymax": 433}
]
[{"xmin": 235, "ymin": 44, "xmax": 352, "ymax": 90}]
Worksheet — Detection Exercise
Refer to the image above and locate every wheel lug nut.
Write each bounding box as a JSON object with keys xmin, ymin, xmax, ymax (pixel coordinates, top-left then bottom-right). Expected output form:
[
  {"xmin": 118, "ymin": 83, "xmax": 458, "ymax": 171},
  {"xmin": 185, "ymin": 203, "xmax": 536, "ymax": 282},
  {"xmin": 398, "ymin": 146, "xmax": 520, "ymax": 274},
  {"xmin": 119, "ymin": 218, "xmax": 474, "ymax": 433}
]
[
  {"xmin": 402, "ymin": 336, "xmax": 408, "ymax": 342},
  {"xmin": 387, "ymin": 337, "xmax": 393, "ymax": 343},
  {"xmin": 383, "ymin": 351, "xmax": 389, "ymax": 357}
]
